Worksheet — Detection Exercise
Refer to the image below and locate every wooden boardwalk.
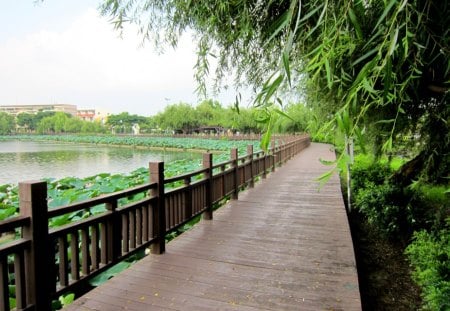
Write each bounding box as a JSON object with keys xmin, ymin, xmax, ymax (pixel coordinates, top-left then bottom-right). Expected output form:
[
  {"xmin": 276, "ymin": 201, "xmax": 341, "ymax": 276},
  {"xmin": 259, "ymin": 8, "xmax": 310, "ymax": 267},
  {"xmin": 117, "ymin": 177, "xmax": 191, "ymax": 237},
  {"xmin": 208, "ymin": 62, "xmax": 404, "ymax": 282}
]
[{"xmin": 66, "ymin": 143, "xmax": 361, "ymax": 310}]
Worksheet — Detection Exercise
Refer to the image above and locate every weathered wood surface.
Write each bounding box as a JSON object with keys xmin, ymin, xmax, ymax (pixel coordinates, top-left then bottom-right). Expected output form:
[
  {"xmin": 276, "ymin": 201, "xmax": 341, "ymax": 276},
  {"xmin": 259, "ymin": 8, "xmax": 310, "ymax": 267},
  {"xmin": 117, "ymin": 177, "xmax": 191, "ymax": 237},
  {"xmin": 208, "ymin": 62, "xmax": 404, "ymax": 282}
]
[{"xmin": 66, "ymin": 143, "xmax": 361, "ymax": 310}]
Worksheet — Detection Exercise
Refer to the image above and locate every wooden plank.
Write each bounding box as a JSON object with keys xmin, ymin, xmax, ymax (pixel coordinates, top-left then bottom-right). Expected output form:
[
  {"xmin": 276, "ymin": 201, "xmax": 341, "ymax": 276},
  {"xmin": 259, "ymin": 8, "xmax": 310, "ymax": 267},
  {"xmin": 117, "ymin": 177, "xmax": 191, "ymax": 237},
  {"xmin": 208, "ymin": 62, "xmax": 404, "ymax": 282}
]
[{"xmin": 65, "ymin": 143, "xmax": 361, "ymax": 311}]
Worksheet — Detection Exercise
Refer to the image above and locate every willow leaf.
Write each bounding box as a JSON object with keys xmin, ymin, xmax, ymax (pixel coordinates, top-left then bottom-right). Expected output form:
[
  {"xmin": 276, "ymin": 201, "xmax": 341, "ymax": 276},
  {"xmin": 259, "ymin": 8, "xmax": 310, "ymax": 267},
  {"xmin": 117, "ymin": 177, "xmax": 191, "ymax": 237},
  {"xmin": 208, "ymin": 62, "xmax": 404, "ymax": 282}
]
[
  {"xmin": 382, "ymin": 136, "xmax": 393, "ymax": 153},
  {"xmin": 319, "ymin": 158, "xmax": 337, "ymax": 166},
  {"xmin": 316, "ymin": 168, "xmax": 336, "ymax": 189},
  {"xmin": 273, "ymin": 108, "xmax": 295, "ymax": 122},
  {"xmin": 336, "ymin": 113, "xmax": 345, "ymax": 133},
  {"xmin": 354, "ymin": 126, "xmax": 367, "ymax": 154},
  {"xmin": 261, "ymin": 128, "xmax": 272, "ymax": 152},
  {"xmin": 299, "ymin": 4, "xmax": 323, "ymax": 23},
  {"xmin": 263, "ymin": 74, "xmax": 283, "ymax": 104},
  {"xmin": 282, "ymin": 50, "xmax": 292, "ymax": 88},
  {"xmin": 373, "ymin": 0, "xmax": 397, "ymax": 33},
  {"xmin": 348, "ymin": 8, "xmax": 363, "ymax": 40},
  {"xmin": 325, "ymin": 58, "xmax": 332, "ymax": 89},
  {"xmin": 266, "ymin": 11, "xmax": 290, "ymax": 44},
  {"xmin": 374, "ymin": 119, "xmax": 395, "ymax": 124},
  {"xmin": 351, "ymin": 47, "xmax": 378, "ymax": 67},
  {"xmin": 387, "ymin": 26, "xmax": 399, "ymax": 56}
]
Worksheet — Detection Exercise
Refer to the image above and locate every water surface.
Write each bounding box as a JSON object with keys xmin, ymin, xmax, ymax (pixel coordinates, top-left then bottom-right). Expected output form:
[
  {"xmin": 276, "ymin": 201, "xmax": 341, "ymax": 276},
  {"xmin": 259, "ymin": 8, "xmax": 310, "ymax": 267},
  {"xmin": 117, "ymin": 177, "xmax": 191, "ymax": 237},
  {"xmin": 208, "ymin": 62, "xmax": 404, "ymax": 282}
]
[{"xmin": 0, "ymin": 140, "xmax": 201, "ymax": 185}]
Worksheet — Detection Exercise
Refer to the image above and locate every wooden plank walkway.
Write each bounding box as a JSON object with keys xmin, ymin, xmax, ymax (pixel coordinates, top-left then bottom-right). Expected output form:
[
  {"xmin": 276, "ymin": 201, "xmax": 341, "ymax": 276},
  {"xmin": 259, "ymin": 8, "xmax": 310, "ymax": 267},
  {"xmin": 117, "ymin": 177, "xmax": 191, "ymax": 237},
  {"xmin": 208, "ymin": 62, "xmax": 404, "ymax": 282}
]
[{"xmin": 66, "ymin": 143, "xmax": 361, "ymax": 310}]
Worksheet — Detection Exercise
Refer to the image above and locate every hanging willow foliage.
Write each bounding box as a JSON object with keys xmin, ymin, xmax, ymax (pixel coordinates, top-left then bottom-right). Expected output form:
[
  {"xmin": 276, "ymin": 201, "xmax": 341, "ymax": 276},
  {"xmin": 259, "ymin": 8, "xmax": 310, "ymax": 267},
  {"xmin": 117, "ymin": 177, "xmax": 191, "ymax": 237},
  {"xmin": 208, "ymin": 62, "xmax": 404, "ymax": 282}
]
[{"xmin": 99, "ymin": 0, "xmax": 449, "ymax": 183}]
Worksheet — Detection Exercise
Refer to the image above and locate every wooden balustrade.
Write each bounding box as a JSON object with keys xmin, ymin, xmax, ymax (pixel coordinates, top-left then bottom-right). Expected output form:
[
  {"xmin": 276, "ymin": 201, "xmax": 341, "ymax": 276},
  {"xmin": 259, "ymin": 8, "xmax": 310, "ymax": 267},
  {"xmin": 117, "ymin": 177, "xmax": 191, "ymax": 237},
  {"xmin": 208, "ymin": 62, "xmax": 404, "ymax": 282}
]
[{"xmin": 0, "ymin": 135, "xmax": 310, "ymax": 311}]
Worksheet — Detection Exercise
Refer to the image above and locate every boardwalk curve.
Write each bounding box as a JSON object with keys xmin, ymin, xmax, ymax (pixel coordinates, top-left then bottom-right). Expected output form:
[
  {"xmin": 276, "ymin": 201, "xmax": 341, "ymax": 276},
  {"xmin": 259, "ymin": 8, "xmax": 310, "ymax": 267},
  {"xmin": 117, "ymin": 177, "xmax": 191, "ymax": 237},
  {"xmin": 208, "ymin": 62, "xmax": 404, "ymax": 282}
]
[{"xmin": 67, "ymin": 143, "xmax": 361, "ymax": 310}]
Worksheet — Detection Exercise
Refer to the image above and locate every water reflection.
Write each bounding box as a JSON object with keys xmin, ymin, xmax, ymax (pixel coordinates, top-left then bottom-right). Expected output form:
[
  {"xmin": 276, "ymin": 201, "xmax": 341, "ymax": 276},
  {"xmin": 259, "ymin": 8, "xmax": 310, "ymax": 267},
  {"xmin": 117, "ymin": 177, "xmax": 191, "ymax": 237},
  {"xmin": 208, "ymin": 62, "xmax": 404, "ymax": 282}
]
[{"xmin": 0, "ymin": 141, "xmax": 201, "ymax": 185}]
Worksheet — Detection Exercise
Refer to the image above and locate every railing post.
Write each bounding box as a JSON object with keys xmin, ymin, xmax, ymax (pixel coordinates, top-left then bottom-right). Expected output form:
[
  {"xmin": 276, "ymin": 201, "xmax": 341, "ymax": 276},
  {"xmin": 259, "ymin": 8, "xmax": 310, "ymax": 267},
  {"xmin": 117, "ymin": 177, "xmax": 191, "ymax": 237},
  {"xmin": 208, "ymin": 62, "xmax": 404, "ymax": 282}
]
[
  {"xmin": 150, "ymin": 162, "xmax": 166, "ymax": 255},
  {"xmin": 105, "ymin": 200, "xmax": 121, "ymax": 261},
  {"xmin": 20, "ymin": 181, "xmax": 53, "ymax": 311},
  {"xmin": 203, "ymin": 153, "xmax": 213, "ymax": 220},
  {"xmin": 183, "ymin": 176, "xmax": 192, "ymax": 220},
  {"xmin": 247, "ymin": 145, "xmax": 254, "ymax": 188},
  {"xmin": 262, "ymin": 150, "xmax": 267, "ymax": 179},
  {"xmin": 231, "ymin": 148, "xmax": 239, "ymax": 200},
  {"xmin": 271, "ymin": 140, "xmax": 276, "ymax": 172}
]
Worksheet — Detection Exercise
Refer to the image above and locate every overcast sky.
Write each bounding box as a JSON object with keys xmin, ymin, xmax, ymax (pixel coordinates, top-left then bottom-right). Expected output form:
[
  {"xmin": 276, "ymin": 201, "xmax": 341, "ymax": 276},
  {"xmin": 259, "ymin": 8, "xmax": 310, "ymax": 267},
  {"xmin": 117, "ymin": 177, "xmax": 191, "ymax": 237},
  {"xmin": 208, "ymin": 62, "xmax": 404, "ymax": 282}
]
[{"xmin": 0, "ymin": 0, "xmax": 247, "ymax": 116}]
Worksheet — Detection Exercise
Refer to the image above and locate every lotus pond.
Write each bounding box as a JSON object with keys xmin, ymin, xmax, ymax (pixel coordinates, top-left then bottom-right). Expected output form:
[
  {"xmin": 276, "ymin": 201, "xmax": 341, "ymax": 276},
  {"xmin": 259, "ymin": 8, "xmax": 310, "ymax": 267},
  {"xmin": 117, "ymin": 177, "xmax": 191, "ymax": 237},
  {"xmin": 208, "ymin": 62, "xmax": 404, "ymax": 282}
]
[{"xmin": 0, "ymin": 135, "xmax": 261, "ymax": 224}]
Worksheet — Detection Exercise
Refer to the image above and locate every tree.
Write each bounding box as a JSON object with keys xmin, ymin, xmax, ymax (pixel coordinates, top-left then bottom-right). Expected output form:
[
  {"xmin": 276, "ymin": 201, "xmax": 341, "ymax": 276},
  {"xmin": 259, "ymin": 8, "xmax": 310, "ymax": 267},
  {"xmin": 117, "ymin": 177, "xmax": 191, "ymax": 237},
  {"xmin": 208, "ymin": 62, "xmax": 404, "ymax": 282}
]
[
  {"xmin": 16, "ymin": 113, "xmax": 36, "ymax": 132},
  {"xmin": 101, "ymin": 0, "xmax": 449, "ymax": 184},
  {"xmin": 106, "ymin": 112, "xmax": 149, "ymax": 134},
  {"xmin": 0, "ymin": 112, "xmax": 15, "ymax": 135},
  {"xmin": 156, "ymin": 103, "xmax": 199, "ymax": 133},
  {"xmin": 196, "ymin": 100, "xmax": 223, "ymax": 126}
]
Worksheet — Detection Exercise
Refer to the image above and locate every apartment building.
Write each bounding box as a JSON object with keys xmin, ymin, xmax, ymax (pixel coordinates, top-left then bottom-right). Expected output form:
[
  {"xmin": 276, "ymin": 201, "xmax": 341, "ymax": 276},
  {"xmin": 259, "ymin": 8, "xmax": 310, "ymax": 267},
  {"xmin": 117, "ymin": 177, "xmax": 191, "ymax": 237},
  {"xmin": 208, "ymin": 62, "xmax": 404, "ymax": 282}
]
[{"xmin": 0, "ymin": 104, "xmax": 78, "ymax": 116}]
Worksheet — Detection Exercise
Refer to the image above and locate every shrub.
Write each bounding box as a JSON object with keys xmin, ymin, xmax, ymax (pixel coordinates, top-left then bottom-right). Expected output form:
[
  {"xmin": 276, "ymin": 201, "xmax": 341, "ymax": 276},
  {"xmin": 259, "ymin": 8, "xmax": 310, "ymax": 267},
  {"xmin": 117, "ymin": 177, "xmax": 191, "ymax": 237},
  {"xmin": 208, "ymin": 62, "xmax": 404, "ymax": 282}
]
[
  {"xmin": 406, "ymin": 224, "xmax": 450, "ymax": 310},
  {"xmin": 354, "ymin": 181, "xmax": 409, "ymax": 236},
  {"xmin": 351, "ymin": 155, "xmax": 392, "ymax": 192},
  {"xmin": 407, "ymin": 184, "xmax": 450, "ymax": 231}
]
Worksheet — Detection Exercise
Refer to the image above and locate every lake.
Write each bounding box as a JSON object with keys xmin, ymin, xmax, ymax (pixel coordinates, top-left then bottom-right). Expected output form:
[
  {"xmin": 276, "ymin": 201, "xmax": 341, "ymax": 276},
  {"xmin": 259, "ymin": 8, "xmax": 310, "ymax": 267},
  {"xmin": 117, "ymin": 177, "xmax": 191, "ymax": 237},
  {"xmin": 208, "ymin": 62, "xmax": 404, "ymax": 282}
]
[{"xmin": 0, "ymin": 140, "xmax": 202, "ymax": 185}]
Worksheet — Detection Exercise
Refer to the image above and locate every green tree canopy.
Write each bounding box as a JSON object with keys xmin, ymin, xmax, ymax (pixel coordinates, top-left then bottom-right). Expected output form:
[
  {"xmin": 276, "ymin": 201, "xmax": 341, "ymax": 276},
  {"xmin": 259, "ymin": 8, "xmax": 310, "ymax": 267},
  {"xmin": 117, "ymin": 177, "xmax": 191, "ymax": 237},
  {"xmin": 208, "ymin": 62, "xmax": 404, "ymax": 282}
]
[
  {"xmin": 101, "ymin": 0, "xmax": 449, "ymax": 183},
  {"xmin": 0, "ymin": 112, "xmax": 15, "ymax": 135},
  {"xmin": 155, "ymin": 102, "xmax": 199, "ymax": 133},
  {"xmin": 106, "ymin": 112, "xmax": 149, "ymax": 133}
]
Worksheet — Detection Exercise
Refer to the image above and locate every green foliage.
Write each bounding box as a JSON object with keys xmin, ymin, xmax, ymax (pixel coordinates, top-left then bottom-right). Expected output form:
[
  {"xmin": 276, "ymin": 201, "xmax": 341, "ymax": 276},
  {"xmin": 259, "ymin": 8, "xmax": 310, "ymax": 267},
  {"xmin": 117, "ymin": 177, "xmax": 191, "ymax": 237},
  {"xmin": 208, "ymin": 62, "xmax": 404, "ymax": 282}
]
[
  {"xmin": 351, "ymin": 155, "xmax": 393, "ymax": 190},
  {"xmin": 273, "ymin": 103, "xmax": 311, "ymax": 133},
  {"xmin": 156, "ymin": 102, "xmax": 200, "ymax": 133},
  {"xmin": 0, "ymin": 112, "xmax": 15, "ymax": 135},
  {"xmin": 407, "ymin": 184, "xmax": 450, "ymax": 230},
  {"xmin": 154, "ymin": 101, "xmax": 262, "ymax": 134},
  {"xmin": 351, "ymin": 155, "xmax": 441, "ymax": 237},
  {"xmin": 58, "ymin": 293, "xmax": 75, "ymax": 308},
  {"xmin": 106, "ymin": 112, "xmax": 150, "ymax": 134},
  {"xmin": 406, "ymin": 225, "xmax": 450, "ymax": 311},
  {"xmin": 36, "ymin": 112, "xmax": 106, "ymax": 134},
  {"xmin": 0, "ymin": 137, "xmax": 259, "ymax": 224},
  {"xmin": 352, "ymin": 152, "xmax": 450, "ymax": 309},
  {"xmin": 0, "ymin": 135, "xmax": 260, "ymax": 152},
  {"xmin": 89, "ymin": 261, "xmax": 132, "ymax": 287},
  {"xmin": 100, "ymin": 0, "xmax": 450, "ymax": 182},
  {"xmin": 354, "ymin": 181, "xmax": 409, "ymax": 236}
]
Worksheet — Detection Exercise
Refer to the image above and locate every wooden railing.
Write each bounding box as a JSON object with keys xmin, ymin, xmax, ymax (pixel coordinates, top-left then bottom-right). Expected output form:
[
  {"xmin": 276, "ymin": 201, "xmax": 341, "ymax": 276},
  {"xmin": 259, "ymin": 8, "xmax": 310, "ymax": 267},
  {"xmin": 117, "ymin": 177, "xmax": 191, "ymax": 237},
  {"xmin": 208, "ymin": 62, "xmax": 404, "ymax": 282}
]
[{"xmin": 0, "ymin": 135, "xmax": 310, "ymax": 311}]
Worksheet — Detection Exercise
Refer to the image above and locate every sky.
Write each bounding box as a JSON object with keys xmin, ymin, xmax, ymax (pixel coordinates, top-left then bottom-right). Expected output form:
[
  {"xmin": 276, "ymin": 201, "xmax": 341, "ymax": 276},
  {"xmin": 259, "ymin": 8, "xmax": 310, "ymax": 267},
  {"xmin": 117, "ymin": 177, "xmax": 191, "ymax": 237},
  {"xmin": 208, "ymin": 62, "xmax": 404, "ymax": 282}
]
[{"xmin": 0, "ymin": 0, "xmax": 248, "ymax": 116}]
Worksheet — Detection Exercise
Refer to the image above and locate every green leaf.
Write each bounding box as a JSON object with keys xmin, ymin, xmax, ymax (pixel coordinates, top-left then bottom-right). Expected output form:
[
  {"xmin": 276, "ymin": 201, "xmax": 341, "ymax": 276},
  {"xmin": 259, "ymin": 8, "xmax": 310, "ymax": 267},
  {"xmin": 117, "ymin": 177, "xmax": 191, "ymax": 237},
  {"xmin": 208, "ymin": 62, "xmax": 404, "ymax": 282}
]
[
  {"xmin": 319, "ymin": 158, "xmax": 337, "ymax": 166},
  {"xmin": 266, "ymin": 10, "xmax": 290, "ymax": 44},
  {"xmin": 354, "ymin": 126, "xmax": 367, "ymax": 154},
  {"xmin": 351, "ymin": 47, "xmax": 378, "ymax": 67},
  {"xmin": 373, "ymin": 0, "xmax": 397, "ymax": 33},
  {"xmin": 59, "ymin": 293, "xmax": 75, "ymax": 307},
  {"xmin": 273, "ymin": 108, "xmax": 295, "ymax": 122},
  {"xmin": 374, "ymin": 119, "xmax": 395, "ymax": 124},
  {"xmin": 261, "ymin": 128, "xmax": 272, "ymax": 152},
  {"xmin": 299, "ymin": 4, "xmax": 323, "ymax": 23},
  {"xmin": 382, "ymin": 137, "xmax": 393, "ymax": 153},
  {"xmin": 0, "ymin": 207, "xmax": 17, "ymax": 221},
  {"xmin": 316, "ymin": 168, "xmax": 336, "ymax": 188},
  {"xmin": 325, "ymin": 58, "xmax": 332, "ymax": 89},
  {"xmin": 387, "ymin": 26, "xmax": 399, "ymax": 56},
  {"xmin": 336, "ymin": 113, "xmax": 345, "ymax": 133},
  {"xmin": 282, "ymin": 50, "xmax": 291, "ymax": 88},
  {"xmin": 348, "ymin": 8, "xmax": 363, "ymax": 40},
  {"xmin": 89, "ymin": 261, "xmax": 131, "ymax": 287}
]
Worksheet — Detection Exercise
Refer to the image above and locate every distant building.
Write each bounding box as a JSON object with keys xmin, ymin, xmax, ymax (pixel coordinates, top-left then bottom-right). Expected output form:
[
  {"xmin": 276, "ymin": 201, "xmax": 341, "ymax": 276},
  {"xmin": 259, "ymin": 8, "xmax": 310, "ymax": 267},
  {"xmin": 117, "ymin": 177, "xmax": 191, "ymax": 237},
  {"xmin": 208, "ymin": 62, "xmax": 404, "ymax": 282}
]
[
  {"xmin": 0, "ymin": 104, "xmax": 78, "ymax": 116},
  {"xmin": 77, "ymin": 108, "xmax": 110, "ymax": 124}
]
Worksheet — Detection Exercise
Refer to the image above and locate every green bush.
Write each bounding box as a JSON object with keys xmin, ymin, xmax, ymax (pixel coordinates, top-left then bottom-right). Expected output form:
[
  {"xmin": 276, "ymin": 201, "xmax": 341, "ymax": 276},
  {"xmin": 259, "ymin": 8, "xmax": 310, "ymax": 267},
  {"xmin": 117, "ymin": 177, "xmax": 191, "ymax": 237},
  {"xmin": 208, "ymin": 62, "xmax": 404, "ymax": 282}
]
[
  {"xmin": 354, "ymin": 181, "xmax": 409, "ymax": 236},
  {"xmin": 406, "ymin": 224, "xmax": 450, "ymax": 310},
  {"xmin": 351, "ymin": 159, "xmax": 392, "ymax": 191},
  {"xmin": 407, "ymin": 185, "xmax": 450, "ymax": 231},
  {"xmin": 351, "ymin": 156, "xmax": 449, "ymax": 238}
]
